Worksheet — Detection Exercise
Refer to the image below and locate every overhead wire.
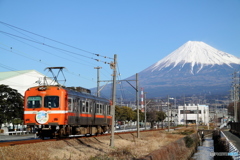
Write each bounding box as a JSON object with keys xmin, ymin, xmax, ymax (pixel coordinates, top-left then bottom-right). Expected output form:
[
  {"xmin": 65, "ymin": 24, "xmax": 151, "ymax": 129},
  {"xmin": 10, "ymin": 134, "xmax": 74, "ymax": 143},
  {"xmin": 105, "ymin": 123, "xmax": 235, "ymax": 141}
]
[
  {"xmin": 0, "ymin": 27, "xmax": 108, "ymax": 84},
  {"xmin": 0, "ymin": 34, "xmax": 96, "ymax": 68},
  {"xmin": 0, "ymin": 21, "xmax": 113, "ymax": 60},
  {"xmin": 0, "ymin": 21, "xmax": 118, "ymax": 91},
  {"xmin": 116, "ymin": 64, "xmax": 126, "ymax": 102},
  {"xmin": 0, "ymin": 43, "xmax": 96, "ymax": 84},
  {"xmin": 0, "ymin": 45, "xmax": 50, "ymax": 66},
  {"xmin": 1, "ymin": 22, "xmax": 104, "ymax": 68},
  {"xmin": 0, "ymin": 31, "xmax": 111, "ymax": 82},
  {"xmin": 0, "ymin": 31, "xmax": 95, "ymax": 60}
]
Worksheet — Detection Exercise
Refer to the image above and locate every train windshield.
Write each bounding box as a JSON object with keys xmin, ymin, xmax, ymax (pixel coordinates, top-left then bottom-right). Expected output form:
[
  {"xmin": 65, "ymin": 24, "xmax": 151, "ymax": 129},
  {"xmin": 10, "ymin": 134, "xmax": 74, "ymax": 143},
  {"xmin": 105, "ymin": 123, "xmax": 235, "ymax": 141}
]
[
  {"xmin": 44, "ymin": 96, "xmax": 59, "ymax": 108},
  {"xmin": 27, "ymin": 96, "xmax": 41, "ymax": 108}
]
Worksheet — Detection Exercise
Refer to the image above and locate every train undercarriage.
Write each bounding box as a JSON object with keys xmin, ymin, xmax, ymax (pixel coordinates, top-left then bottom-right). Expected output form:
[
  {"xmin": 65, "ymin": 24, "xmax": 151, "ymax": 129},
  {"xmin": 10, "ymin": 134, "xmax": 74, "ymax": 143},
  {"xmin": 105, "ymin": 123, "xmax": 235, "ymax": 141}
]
[{"xmin": 29, "ymin": 125, "xmax": 110, "ymax": 139}]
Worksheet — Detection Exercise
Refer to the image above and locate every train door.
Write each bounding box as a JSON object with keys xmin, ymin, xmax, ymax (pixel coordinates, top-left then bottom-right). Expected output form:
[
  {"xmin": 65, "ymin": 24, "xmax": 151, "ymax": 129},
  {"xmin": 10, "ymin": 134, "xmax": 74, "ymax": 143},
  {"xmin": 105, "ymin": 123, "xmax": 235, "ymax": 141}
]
[
  {"xmin": 80, "ymin": 99, "xmax": 85, "ymax": 125},
  {"xmin": 68, "ymin": 97, "xmax": 73, "ymax": 124},
  {"xmin": 85, "ymin": 100, "xmax": 90, "ymax": 126},
  {"xmin": 94, "ymin": 102, "xmax": 100, "ymax": 125},
  {"xmin": 76, "ymin": 98, "xmax": 80, "ymax": 124},
  {"xmin": 92, "ymin": 100, "xmax": 96, "ymax": 126},
  {"xmin": 88, "ymin": 100, "xmax": 94, "ymax": 125}
]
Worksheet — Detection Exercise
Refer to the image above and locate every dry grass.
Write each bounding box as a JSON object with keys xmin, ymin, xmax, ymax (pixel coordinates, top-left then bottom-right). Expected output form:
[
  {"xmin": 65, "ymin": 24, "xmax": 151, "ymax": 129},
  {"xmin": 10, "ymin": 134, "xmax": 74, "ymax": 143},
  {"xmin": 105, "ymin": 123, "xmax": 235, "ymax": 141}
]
[{"xmin": 0, "ymin": 128, "xmax": 195, "ymax": 160}]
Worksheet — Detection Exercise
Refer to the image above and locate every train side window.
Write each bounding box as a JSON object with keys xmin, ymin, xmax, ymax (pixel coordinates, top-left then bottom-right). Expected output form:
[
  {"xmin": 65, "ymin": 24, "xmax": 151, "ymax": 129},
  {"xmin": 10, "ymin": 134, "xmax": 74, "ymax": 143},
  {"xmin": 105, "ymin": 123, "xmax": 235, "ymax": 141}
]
[
  {"xmin": 103, "ymin": 105, "xmax": 106, "ymax": 115},
  {"xmin": 27, "ymin": 96, "xmax": 41, "ymax": 108},
  {"xmin": 86, "ymin": 101, "xmax": 89, "ymax": 113},
  {"xmin": 73, "ymin": 99, "xmax": 78, "ymax": 111},
  {"xmin": 96, "ymin": 103, "xmax": 100, "ymax": 114},
  {"xmin": 80, "ymin": 100, "xmax": 82, "ymax": 112},
  {"xmin": 100, "ymin": 104, "xmax": 103, "ymax": 114},
  {"xmin": 44, "ymin": 96, "xmax": 59, "ymax": 108},
  {"xmin": 104, "ymin": 104, "xmax": 107, "ymax": 115},
  {"xmin": 82, "ymin": 100, "xmax": 86, "ymax": 112},
  {"xmin": 68, "ymin": 98, "xmax": 73, "ymax": 111},
  {"xmin": 89, "ymin": 101, "xmax": 92, "ymax": 113},
  {"xmin": 108, "ymin": 105, "xmax": 111, "ymax": 115}
]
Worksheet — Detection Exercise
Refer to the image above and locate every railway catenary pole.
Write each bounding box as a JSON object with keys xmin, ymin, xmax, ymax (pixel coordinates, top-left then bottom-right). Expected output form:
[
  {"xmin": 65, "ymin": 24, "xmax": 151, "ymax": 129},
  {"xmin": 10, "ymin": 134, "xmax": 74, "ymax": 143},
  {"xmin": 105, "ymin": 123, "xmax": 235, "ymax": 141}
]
[
  {"xmin": 168, "ymin": 95, "xmax": 170, "ymax": 132},
  {"xmin": 136, "ymin": 73, "xmax": 140, "ymax": 138},
  {"xmin": 233, "ymin": 71, "xmax": 239, "ymax": 122},
  {"xmin": 110, "ymin": 54, "xmax": 117, "ymax": 147},
  {"xmin": 197, "ymin": 104, "xmax": 199, "ymax": 130},
  {"xmin": 94, "ymin": 66, "xmax": 102, "ymax": 97},
  {"xmin": 144, "ymin": 92, "xmax": 147, "ymax": 130}
]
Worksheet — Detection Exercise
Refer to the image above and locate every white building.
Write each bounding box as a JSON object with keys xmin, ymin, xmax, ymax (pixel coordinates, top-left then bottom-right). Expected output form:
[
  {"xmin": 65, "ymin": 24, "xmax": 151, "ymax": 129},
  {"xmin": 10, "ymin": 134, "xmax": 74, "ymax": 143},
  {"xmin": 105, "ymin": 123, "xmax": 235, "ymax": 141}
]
[
  {"xmin": 0, "ymin": 70, "xmax": 55, "ymax": 96},
  {"xmin": 178, "ymin": 104, "xmax": 209, "ymax": 125}
]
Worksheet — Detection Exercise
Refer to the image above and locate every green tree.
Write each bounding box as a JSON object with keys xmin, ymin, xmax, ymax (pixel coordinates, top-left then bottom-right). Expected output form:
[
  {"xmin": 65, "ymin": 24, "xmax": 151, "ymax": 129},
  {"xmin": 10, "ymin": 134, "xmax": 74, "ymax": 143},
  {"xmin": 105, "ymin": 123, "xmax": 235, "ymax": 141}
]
[
  {"xmin": 115, "ymin": 106, "xmax": 135, "ymax": 122},
  {"xmin": 120, "ymin": 106, "xmax": 134, "ymax": 121},
  {"xmin": 157, "ymin": 111, "xmax": 167, "ymax": 122},
  {"xmin": 0, "ymin": 84, "xmax": 23, "ymax": 128},
  {"xmin": 133, "ymin": 109, "xmax": 144, "ymax": 122},
  {"xmin": 157, "ymin": 111, "xmax": 167, "ymax": 129},
  {"xmin": 115, "ymin": 105, "xmax": 122, "ymax": 121},
  {"xmin": 146, "ymin": 110, "xmax": 157, "ymax": 128}
]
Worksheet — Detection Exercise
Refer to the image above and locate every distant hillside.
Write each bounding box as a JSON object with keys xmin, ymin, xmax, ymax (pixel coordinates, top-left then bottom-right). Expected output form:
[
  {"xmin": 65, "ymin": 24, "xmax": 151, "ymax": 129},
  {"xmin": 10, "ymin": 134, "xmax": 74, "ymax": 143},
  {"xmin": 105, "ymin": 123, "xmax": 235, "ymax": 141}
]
[{"xmin": 93, "ymin": 41, "xmax": 240, "ymax": 99}]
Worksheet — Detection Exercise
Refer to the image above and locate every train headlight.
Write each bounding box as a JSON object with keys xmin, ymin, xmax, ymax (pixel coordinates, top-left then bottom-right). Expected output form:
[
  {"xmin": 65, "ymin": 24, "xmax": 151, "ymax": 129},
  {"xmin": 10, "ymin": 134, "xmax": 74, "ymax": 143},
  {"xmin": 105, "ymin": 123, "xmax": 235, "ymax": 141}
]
[{"xmin": 38, "ymin": 86, "xmax": 47, "ymax": 91}]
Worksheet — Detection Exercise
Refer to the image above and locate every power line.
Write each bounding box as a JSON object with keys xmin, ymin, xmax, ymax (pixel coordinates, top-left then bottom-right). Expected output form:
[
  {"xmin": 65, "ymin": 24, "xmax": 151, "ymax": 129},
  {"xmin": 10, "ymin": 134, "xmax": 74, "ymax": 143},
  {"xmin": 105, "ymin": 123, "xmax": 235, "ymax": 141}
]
[
  {"xmin": 0, "ymin": 35, "xmax": 97, "ymax": 68},
  {"xmin": 0, "ymin": 30, "xmax": 112, "ymax": 65},
  {"xmin": 0, "ymin": 21, "xmax": 117, "ymax": 88},
  {"xmin": 0, "ymin": 21, "xmax": 113, "ymax": 60},
  {"xmin": 0, "ymin": 46, "xmax": 50, "ymax": 65},
  {"xmin": 1, "ymin": 24, "xmax": 109, "ymax": 67},
  {"xmin": 116, "ymin": 64, "xmax": 126, "ymax": 101},
  {"xmin": 0, "ymin": 44, "xmax": 96, "ymax": 84}
]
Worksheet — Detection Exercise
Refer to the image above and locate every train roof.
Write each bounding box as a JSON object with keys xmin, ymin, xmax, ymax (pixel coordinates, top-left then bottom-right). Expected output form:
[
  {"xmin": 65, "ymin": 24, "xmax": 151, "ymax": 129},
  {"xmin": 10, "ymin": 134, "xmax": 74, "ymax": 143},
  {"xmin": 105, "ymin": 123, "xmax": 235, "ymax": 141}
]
[
  {"xmin": 66, "ymin": 87, "xmax": 109, "ymax": 102},
  {"xmin": 27, "ymin": 85, "xmax": 110, "ymax": 103}
]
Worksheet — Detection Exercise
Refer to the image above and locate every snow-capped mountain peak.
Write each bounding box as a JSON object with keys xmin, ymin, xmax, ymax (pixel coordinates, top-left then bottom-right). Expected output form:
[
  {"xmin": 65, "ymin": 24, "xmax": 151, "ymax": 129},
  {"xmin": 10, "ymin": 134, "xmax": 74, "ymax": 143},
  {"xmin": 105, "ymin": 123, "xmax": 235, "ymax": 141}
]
[{"xmin": 148, "ymin": 41, "xmax": 240, "ymax": 73}]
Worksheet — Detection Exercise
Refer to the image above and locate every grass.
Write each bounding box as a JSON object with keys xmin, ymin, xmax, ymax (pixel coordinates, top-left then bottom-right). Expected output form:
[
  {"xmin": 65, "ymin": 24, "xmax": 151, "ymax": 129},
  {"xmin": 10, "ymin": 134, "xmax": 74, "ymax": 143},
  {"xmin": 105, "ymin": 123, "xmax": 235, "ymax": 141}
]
[{"xmin": 1, "ymin": 128, "xmax": 194, "ymax": 160}]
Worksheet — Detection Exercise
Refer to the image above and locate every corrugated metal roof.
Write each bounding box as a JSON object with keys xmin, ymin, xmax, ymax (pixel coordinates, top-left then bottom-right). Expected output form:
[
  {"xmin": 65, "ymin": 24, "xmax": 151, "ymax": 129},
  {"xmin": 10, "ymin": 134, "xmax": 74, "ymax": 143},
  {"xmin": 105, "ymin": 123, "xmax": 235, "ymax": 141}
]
[{"xmin": 0, "ymin": 70, "xmax": 40, "ymax": 81}]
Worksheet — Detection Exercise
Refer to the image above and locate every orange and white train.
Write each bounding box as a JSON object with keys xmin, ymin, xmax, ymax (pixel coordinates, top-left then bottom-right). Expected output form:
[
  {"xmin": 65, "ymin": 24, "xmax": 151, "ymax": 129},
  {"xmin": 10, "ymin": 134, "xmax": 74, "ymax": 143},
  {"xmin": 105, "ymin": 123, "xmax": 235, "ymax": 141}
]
[{"xmin": 24, "ymin": 85, "xmax": 112, "ymax": 139}]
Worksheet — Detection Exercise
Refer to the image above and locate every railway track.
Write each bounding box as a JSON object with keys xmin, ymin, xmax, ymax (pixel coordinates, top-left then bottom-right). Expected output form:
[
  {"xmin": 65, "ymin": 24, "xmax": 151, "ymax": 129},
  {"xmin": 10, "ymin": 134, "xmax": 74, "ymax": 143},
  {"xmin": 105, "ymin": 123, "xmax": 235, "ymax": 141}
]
[
  {"xmin": 0, "ymin": 128, "xmax": 168, "ymax": 148},
  {"xmin": 0, "ymin": 138, "xmax": 56, "ymax": 147}
]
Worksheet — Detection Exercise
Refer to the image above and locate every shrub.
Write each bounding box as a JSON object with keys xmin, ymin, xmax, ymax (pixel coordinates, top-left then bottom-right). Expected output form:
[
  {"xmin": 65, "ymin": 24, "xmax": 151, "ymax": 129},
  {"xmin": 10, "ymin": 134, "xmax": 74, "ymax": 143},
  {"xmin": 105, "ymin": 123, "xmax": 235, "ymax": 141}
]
[{"xmin": 184, "ymin": 135, "xmax": 194, "ymax": 148}]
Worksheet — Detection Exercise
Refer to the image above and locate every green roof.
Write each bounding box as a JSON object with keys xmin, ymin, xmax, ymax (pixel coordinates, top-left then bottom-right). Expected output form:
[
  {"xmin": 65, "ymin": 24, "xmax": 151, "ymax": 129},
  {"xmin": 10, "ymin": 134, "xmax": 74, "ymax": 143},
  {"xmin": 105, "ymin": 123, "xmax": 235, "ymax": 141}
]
[{"xmin": 0, "ymin": 70, "xmax": 40, "ymax": 81}]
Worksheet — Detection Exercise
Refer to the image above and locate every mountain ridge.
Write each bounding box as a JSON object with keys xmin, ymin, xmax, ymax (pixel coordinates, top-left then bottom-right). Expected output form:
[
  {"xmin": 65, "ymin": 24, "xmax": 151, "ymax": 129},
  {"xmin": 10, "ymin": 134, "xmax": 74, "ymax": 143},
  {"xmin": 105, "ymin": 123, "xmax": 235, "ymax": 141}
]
[
  {"xmin": 97, "ymin": 41, "xmax": 240, "ymax": 99},
  {"xmin": 144, "ymin": 41, "xmax": 240, "ymax": 75}
]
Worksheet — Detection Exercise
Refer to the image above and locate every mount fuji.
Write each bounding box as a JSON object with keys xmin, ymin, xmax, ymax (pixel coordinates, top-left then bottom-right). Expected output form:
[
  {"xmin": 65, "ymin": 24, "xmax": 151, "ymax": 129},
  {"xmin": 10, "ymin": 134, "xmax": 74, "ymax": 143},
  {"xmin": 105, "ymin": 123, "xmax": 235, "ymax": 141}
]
[{"xmin": 98, "ymin": 41, "xmax": 240, "ymax": 98}]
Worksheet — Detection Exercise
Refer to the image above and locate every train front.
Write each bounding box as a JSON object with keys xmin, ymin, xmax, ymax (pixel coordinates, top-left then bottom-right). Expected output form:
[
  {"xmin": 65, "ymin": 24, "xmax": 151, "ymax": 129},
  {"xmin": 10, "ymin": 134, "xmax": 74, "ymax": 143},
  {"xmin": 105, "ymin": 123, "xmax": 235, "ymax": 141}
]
[{"xmin": 24, "ymin": 85, "xmax": 67, "ymax": 139}]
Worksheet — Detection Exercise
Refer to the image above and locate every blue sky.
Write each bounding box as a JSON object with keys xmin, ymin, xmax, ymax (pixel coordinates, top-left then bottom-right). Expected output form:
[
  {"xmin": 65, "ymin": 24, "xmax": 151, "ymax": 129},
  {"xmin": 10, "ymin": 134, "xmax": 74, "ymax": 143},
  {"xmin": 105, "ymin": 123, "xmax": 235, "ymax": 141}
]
[{"xmin": 0, "ymin": 0, "xmax": 240, "ymax": 89}]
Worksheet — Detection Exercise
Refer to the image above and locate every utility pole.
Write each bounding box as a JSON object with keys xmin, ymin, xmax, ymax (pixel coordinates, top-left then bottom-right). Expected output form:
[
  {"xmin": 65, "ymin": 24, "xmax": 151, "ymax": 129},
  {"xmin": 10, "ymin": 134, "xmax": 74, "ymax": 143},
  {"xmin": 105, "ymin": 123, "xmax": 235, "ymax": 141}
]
[
  {"xmin": 144, "ymin": 92, "xmax": 147, "ymax": 130},
  {"xmin": 197, "ymin": 105, "xmax": 199, "ymax": 130},
  {"xmin": 183, "ymin": 95, "xmax": 187, "ymax": 127},
  {"xmin": 184, "ymin": 95, "xmax": 188, "ymax": 128},
  {"xmin": 168, "ymin": 95, "xmax": 170, "ymax": 132},
  {"xmin": 101, "ymin": 74, "xmax": 138, "ymax": 139},
  {"xmin": 136, "ymin": 73, "xmax": 140, "ymax": 138},
  {"xmin": 233, "ymin": 71, "xmax": 239, "ymax": 122},
  {"xmin": 94, "ymin": 66, "xmax": 102, "ymax": 97},
  {"xmin": 110, "ymin": 54, "xmax": 117, "ymax": 147}
]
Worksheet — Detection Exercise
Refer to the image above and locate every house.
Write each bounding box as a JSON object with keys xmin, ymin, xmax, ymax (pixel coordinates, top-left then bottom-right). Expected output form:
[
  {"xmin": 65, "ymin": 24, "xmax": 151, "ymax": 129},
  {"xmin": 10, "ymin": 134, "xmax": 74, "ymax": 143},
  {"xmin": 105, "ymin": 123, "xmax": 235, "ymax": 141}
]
[{"xmin": 0, "ymin": 70, "xmax": 55, "ymax": 96}]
